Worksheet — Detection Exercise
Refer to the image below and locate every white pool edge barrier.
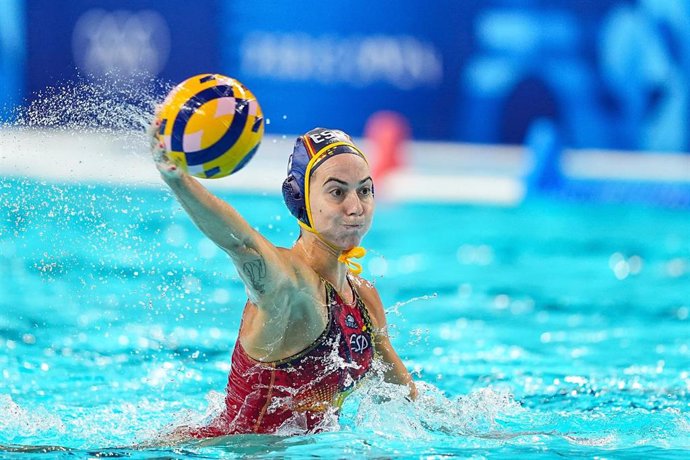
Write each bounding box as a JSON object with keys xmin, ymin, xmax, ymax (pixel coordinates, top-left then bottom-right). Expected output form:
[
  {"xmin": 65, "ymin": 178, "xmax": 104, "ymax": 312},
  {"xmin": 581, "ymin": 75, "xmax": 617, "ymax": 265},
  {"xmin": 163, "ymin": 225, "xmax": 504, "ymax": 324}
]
[{"xmin": 1, "ymin": 129, "xmax": 689, "ymax": 205}]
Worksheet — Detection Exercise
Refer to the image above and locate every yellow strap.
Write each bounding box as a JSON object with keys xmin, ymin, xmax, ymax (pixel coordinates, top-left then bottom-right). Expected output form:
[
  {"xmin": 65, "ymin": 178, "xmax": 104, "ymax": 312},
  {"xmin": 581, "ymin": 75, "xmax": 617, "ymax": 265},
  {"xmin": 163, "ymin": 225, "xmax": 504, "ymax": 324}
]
[
  {"xmin": 299, "ymin": 222, "xmax": 367, "ymax": 274},
  {"xmin": 338, "ymin": 246, "xmax": 367, "ymax": 275}
]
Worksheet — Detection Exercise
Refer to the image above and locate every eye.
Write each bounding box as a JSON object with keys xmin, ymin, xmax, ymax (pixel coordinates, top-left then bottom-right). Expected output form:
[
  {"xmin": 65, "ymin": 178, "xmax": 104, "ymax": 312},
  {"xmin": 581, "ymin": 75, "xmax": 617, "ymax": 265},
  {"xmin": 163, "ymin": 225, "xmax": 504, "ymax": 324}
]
[
  {"xmin": 359, "ymin": 186, "xmax": 372, "ymax": 196},
  {"xmin": 329, "ymin": 188, "xmax": 344, "ymax": 197}
]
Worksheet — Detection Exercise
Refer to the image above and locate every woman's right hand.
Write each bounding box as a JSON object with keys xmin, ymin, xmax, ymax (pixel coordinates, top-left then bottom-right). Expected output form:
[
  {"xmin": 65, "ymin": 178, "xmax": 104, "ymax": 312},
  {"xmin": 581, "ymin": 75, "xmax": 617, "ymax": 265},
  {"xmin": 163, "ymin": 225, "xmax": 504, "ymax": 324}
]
[{"xmin": 149, "ymin": 117, "xmax": 185, "ymax": 181}]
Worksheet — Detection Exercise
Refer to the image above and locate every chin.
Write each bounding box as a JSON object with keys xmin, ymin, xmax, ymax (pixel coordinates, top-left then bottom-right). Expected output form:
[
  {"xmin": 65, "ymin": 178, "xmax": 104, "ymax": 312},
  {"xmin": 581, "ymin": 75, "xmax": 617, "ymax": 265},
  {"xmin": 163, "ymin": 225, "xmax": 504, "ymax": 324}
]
[
  {"xmin": 322, "ymin": 232, "xmax": 357, "ymax": 250},
  {"xmin": 337, "ymin": 234, "xmax": 365, "ymax": 250}
]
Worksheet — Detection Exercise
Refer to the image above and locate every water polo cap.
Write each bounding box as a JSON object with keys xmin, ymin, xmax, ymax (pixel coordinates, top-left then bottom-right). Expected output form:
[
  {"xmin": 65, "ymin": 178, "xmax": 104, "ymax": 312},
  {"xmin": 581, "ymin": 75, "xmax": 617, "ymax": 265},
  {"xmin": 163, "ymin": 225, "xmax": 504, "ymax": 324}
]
[{"xmin": 282, "ymin": 128, "xmax": 369, "ymax": 274}]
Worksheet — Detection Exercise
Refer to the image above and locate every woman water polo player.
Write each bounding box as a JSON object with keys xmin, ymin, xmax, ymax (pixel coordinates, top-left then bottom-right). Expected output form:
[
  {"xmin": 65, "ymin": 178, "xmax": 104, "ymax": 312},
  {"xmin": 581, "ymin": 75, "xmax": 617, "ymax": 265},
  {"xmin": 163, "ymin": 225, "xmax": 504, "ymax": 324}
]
[{"xmin": 151, "ymin": 125, "xmax": 417, "ymax": 436}]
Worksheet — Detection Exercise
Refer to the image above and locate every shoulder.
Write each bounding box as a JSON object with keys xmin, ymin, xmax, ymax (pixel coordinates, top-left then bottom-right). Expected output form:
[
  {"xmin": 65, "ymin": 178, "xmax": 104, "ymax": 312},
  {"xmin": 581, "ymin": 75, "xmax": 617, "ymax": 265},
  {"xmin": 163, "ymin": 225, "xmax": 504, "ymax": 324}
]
[
  {"xmin": 269, "ymin": 246, "xmax": 323, "ymax": 301},
  {"xmin": 351, "ymin": 275, "xmax": 387, "ymax": 329},
  {"xmin": 275, "ymin": 246, "xmax": 320, "ymax": 283}
]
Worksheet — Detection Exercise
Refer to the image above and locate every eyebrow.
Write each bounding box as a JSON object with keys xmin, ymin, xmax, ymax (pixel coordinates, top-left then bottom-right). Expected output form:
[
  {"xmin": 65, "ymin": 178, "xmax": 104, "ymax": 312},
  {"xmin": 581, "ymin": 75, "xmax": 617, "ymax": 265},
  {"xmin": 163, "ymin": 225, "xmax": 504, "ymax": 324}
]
[{"xmin": 322, "ymin": 176, "xmax": 373, "ymax": 186}]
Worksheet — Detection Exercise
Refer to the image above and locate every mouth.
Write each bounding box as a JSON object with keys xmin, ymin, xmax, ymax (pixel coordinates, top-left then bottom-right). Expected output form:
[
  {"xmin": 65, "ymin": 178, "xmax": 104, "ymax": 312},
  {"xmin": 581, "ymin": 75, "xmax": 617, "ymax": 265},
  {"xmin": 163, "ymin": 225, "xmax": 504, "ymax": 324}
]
[{"xmin": 343, "ymin": 223, "xmax": 364, "ymax": 229}]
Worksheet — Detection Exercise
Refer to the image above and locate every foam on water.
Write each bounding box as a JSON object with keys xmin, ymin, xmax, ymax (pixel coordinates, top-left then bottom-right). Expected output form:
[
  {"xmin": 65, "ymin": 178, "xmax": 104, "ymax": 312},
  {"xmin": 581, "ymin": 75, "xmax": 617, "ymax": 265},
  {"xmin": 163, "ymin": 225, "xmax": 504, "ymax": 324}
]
[{"xmin": 0, "ymin": 395, "xmax": 66, "ymax": 439}]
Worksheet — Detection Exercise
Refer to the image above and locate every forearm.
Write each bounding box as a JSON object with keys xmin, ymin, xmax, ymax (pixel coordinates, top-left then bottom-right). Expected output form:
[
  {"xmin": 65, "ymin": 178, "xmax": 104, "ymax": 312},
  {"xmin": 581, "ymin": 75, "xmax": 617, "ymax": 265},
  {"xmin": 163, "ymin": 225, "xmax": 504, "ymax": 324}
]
[
  {"xmin": 384, "ymin": 358, "xmax": 418, "ymax": 400},
  {"xmin": 163, "ymin": 173, "xmax": 255, "ymax": 252},
  {"xmin": 376, "ymin": 337, "xmax": 418, "ymax": 400}
]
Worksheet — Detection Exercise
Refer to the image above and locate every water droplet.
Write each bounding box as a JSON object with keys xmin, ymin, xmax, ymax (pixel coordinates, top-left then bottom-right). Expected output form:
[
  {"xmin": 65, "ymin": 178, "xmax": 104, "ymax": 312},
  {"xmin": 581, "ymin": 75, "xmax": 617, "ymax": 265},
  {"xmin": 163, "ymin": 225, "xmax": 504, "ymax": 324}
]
[
  {"xmin": 494, "ymin": 294, "xmax": 510, "ymax": 309},
  {"xmin": 677, "ymin": 306, "xmax": 689, "ymax": 320}
]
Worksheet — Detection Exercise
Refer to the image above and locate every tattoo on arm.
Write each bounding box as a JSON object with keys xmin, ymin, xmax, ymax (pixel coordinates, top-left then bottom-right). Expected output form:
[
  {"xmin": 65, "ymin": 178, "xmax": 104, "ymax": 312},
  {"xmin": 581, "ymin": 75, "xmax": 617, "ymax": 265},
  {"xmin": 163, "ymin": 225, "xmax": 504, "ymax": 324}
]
[{"xmin": 242, "ymin": 258, "xmax": 267, "ymax": 295}]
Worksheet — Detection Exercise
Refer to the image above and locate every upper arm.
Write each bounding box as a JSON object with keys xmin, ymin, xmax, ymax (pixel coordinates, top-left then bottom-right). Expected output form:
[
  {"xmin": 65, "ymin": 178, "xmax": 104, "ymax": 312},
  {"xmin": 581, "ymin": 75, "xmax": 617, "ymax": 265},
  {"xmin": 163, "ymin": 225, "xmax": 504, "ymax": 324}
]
[
  {"xmin": 354, "ymin": 278, "xmax": 396, "ymax": 350},
  {"xmin": 164, "ymin": 175, "xmax": 300, "ymax": 308},
  {"xmin": 225, "ymin": 231, "xmax": 298, "ymax": 309},
  {"xmin": 355, "ymin": 279, "xmax": 388, "ymax": 336}
]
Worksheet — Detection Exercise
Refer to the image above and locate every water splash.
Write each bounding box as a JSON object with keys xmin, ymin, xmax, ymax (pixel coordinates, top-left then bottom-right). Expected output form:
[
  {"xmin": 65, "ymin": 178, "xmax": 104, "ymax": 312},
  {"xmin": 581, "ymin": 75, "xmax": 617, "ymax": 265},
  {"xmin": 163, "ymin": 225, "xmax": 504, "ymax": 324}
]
[
  {"xmin": 0, "ymin": 395, "xmax": 66, "ymax": 440},
  {"xmin": 385, "ymin": 293, "xmax": 438, "ymax": 316},
  {"xmin": 12, "ymin": 72, "xmax": 169, "ymax": 133},
  {"xmin": 343, "ymin": 379, "xmax": 523, "ymax": 440}
]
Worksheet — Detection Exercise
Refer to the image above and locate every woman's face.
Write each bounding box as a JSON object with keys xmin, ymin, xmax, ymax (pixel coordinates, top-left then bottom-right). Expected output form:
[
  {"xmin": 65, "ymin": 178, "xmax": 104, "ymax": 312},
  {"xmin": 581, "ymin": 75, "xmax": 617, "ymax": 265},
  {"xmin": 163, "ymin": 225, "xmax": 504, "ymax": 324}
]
[{"xmin": 308, "ymin": 154, "xmax": 374, "ymax": 250}]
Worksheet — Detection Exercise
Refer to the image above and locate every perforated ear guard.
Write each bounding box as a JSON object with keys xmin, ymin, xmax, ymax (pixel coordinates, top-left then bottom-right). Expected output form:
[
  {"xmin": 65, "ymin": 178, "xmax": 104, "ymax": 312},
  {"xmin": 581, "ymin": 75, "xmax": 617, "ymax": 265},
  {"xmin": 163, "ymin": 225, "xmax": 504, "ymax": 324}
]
[
  {"xmin": 282, "ymin": 135, "xmax": 312, "ymax": 226},
  {"xmin": 282, "ymin": 173, "xmax": 309, "ymax": 225}
]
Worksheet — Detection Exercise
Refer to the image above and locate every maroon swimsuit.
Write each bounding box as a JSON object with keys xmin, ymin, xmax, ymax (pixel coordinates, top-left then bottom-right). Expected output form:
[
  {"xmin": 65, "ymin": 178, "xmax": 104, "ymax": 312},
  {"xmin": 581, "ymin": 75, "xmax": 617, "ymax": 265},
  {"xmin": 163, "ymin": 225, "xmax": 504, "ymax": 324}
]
[{"xmin": 191, "ymin": 279, "xmax": 375, "ymax": 436}]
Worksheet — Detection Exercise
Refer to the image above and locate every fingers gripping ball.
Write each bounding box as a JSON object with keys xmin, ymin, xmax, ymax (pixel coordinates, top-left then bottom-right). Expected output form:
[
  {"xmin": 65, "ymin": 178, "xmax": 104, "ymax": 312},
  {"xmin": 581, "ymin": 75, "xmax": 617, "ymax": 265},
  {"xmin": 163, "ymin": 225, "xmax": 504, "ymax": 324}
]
[{"xmin": 157, "ymin": 74, "xmax": 264, "ymax": 179}]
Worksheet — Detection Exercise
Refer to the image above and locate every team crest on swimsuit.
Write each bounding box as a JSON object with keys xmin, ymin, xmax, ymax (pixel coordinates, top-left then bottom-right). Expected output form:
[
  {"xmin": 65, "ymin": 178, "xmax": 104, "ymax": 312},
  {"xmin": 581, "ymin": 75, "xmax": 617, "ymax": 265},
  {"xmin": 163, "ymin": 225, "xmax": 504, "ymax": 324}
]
[
  {"xmin": 349, "ymin": 334, "xmax": 369, "ymax": 353},
  {"xmin": 345, "ymin": 314, "xmax": 358, "ymax": 329}
]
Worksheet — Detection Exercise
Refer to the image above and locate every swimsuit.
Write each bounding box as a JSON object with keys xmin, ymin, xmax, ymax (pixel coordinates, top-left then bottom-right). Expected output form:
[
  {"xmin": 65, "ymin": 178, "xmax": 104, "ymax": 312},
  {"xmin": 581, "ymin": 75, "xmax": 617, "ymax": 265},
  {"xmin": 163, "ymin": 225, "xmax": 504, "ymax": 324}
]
[{"xmin": 190, "ymin": 278, "xmax": 375, "ymax": 436}]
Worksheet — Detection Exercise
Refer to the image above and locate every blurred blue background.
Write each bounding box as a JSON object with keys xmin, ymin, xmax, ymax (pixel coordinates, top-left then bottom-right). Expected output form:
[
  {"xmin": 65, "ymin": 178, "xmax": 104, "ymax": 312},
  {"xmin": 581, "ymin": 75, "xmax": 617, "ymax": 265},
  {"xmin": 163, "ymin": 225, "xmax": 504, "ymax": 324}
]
[{"xmin": 3, "ymin": 0, "xmax": 690, "ymax": 151}]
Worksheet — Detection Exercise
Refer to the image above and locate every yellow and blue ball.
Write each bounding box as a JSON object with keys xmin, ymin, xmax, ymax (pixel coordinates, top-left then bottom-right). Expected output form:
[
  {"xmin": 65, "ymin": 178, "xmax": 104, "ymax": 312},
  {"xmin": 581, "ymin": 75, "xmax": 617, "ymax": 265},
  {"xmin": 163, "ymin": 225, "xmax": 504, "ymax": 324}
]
[{"xmin": 157, "ymin": 74, "xmax": 264, "ymax": 179}]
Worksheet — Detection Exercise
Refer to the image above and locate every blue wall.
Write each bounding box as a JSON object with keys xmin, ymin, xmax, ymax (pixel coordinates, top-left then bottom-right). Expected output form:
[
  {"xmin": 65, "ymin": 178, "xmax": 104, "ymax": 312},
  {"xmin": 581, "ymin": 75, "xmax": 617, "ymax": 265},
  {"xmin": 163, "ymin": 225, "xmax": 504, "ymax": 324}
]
[
  {"xmin": 219, "ymin": 0, "xmax": 470, "ymax": 140},
  {"xmin": 24, "ymin": 0, "xmax": 221, "ymax": 97},
  {"xmin": 4, "ymin": 0, "xmax": 690, "ymax": 151},
  {"xmin": 0, "ymin": 0, "xmax": 25, "ymax": 121}
]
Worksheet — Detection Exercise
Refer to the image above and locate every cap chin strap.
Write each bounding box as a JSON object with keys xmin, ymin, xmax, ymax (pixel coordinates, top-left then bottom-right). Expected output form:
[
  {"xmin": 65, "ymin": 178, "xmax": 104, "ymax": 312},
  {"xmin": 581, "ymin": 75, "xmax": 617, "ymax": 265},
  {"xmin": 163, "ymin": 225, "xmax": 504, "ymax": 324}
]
[
  {"xmin": 338, "ymin": 246, "xmax": 366, "ymax": 275},
  {"xmin": 298, "ymin": 221, "xmax": 366, "ymax": 275}
]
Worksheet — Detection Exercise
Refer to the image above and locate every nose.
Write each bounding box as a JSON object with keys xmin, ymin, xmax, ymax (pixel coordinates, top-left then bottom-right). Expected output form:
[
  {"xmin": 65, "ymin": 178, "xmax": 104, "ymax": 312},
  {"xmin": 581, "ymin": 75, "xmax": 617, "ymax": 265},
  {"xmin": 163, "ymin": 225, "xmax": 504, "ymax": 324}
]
[{"xmin": 343, "ymin": 190, "xmax": 364, "ymax": 216}]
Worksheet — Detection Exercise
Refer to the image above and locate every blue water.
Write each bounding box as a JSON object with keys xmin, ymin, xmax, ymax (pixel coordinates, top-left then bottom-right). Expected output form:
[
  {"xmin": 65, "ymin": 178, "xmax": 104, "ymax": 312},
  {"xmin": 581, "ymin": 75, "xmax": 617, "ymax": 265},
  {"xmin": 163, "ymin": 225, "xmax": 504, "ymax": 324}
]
[{"xmin": 1, "ymin": 177, "xmax": 689, "ymax": 458}]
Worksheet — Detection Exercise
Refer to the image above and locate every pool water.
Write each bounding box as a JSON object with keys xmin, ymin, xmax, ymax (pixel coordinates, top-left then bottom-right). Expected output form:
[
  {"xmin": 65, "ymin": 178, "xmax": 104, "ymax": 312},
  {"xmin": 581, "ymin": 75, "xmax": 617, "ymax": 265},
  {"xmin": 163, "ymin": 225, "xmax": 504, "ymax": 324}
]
[{"xmin": 1, "ymin": 177, "xmax": 689, "ymax": 458}]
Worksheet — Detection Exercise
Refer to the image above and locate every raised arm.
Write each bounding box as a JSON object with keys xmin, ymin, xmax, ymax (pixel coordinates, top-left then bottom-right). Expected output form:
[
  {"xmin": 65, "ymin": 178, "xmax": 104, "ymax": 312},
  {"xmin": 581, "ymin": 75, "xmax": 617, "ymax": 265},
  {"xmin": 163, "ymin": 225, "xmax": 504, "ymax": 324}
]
[{"xmin": 151, "ymin": 124, "xmax": 292, "ymax": 305}]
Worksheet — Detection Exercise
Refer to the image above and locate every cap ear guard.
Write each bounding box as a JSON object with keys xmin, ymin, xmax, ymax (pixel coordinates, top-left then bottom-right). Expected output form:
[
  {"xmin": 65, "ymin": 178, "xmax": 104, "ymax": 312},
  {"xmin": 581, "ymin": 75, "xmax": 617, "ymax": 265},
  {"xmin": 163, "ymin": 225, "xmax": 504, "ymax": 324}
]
[
  {"xmin": 282, "ymin": 174, "xmax": 309, "ymax": 225},
  {"xmin": 282, "ymin": 138, "xmax": 311, "ymax": 226}
]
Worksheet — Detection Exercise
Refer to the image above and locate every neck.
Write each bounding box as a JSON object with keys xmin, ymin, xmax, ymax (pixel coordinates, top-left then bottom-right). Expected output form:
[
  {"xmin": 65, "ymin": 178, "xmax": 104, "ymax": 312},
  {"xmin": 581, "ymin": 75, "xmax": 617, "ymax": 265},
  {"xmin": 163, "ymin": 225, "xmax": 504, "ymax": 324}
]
[{"xmin": 295, "ymin": 233, "xmax": 350, "ymax": 291}]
